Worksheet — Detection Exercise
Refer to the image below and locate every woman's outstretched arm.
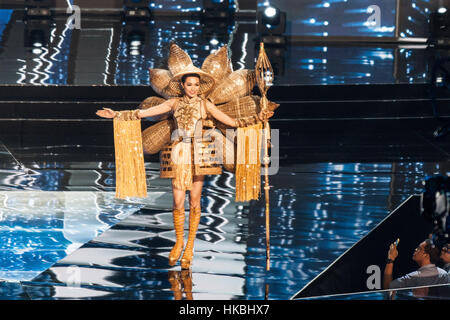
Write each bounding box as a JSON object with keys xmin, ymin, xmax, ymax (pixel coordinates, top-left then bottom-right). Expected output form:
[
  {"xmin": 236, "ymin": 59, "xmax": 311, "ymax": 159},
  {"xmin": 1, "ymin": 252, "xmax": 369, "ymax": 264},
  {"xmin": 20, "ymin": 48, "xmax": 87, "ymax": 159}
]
[
  {"xmin": 204, "ymin": 100, "xmax": 238, "ymax": 127},
  {"xmin": 96, "ymin": 98, "xmax": 176, "ymax": 119},
  {"xmin": 204, "ymin": 100, "xmax": 274, "ymax": 127}
]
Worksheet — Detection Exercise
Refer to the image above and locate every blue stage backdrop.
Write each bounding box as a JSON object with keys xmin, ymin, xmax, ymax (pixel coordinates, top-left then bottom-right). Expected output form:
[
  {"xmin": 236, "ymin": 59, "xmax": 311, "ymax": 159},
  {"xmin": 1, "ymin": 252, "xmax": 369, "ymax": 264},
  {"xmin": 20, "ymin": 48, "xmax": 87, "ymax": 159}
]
[
  {"xmin": 150, "ymin": 0, "xmax": 236, "ymax": 12},
  {"xmin": 258, "ymin": 0, "xmax": 444, "ymax": 39},
  {"xmin": 0, "ymin": 9, "xmax": 12, "ymax": 43}
]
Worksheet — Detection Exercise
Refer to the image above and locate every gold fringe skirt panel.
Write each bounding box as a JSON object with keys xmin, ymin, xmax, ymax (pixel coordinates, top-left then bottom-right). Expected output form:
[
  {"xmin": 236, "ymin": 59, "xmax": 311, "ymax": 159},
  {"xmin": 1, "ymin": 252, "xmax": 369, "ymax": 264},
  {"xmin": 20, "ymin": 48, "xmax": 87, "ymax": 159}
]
[{"xmin": 113, "ymin": 118, "xmax": 147, "ymax": 199}]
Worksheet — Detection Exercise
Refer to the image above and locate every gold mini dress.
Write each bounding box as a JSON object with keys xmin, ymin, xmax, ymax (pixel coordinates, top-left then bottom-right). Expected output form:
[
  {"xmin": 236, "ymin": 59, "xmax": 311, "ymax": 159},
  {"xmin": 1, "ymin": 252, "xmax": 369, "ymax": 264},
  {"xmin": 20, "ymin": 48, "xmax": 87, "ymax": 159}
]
[{"xmin": 159, "ymin": 96, "xmax": 222, "ymax": 190}]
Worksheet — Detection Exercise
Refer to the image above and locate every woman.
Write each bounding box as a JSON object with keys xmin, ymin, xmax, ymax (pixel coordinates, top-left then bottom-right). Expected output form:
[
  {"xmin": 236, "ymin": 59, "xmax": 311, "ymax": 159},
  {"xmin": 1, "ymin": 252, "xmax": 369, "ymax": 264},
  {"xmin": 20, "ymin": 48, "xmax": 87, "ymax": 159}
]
[{"xmin": 97, "ymin": 65, "xmax": 273, "ymax": 269}]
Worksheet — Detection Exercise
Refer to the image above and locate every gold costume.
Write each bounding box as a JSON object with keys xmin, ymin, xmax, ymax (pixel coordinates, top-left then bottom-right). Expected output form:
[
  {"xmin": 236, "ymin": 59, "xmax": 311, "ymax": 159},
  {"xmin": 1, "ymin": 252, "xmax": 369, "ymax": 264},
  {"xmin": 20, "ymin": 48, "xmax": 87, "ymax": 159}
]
[
  {"xmin": 113, "ymin": 43, "xmax": 279, "ymax": 201},
  {"xmin": 161, "ymin": 95, "xmax": 222, "ymax": 191},
  {"xmin": 108, "ymin": 42, "xmax": 279, "ymax": 270}
]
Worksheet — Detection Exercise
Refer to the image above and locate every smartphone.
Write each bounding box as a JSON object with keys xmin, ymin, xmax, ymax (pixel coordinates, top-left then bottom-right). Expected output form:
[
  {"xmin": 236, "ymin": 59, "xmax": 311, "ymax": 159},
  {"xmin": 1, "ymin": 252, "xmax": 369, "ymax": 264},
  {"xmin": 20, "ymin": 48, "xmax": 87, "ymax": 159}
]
[{"xmin": 394, "ymin": 238, "xmax": 400, "ymax": 246}]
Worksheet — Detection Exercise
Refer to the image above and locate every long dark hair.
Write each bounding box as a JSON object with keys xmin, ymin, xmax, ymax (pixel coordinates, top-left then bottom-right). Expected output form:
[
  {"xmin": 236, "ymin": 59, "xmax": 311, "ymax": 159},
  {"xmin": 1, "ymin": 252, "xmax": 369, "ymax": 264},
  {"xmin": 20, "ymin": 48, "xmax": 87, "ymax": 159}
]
[{"xmin": 181, "ymin": 73, "xmax": 200, "ymax": 84}]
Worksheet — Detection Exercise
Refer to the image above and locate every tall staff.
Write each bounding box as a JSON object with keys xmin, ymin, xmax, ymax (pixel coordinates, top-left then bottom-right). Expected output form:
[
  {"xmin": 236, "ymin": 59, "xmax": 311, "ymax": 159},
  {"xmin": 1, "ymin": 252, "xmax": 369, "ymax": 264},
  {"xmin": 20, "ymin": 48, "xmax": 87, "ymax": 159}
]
[{"xmin": 255, "ymin": 42, "xmax": 273, "ymax": 271}]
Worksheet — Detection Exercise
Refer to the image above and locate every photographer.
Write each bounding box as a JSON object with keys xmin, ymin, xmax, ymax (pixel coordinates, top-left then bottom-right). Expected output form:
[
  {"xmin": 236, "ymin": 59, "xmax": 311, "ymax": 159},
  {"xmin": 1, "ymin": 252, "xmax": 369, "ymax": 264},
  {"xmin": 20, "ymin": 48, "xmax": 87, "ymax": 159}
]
[{"xmin": 383, "ymin": 239, "xmax": 449, "ymax": 290}]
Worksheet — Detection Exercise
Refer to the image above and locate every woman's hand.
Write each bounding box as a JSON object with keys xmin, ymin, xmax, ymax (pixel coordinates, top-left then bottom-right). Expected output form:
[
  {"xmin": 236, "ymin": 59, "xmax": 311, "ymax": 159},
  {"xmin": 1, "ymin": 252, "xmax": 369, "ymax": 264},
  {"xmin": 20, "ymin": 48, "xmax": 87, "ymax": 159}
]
[
  {"xmin": 258, "ymin": 109, "xmax": 274, "ymax": 121},
  {"xmin": 96, "ymin": 108, "xmax": 116, "ymax": 119}
]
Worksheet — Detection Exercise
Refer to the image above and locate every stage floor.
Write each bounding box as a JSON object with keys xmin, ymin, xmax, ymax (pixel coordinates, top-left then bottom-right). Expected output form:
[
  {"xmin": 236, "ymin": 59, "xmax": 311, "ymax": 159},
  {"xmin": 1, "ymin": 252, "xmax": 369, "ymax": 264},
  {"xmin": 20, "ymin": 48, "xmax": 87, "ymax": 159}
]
[{"xmin": 0, "ymin": 118, "xmax": 449, "ymax": 300}]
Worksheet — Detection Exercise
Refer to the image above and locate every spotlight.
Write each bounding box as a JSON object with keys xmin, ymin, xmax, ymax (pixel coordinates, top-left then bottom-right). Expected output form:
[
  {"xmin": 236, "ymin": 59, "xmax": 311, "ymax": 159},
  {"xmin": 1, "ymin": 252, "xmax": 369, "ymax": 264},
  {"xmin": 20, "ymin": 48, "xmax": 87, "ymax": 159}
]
[
  {"xmin": 257, "ymin": 5, "xmax": 286, "ymax": 46},
  {"xmin": 264, "ymin": 6, "xmax": 277, "ymax": 18},
  {"xmin": 429, "ymin": 8, "xmax": 450, "ymax": 47},
  {"xmin": 202, "ymin": 29, "xmax": 229, "ymax": 51},
  {"xmin": 24, "ymin": 19, "xmax": 51, "ymax": 53},
  {"xmin": 209, "ymin": 38, "xmax": 219, "ymax": 46},
  {"xmin": 128, "ymin": 31, "xmax": 144, "ymax": 55},
  {"xmin": 24, "ymin": 0, "xmax": 54, "ymax": 18},
  {"xmin": 202, "ymin": 0, "xmax": 234, "ymax": 20},
  {"xmin": 123, "ymin": 0, "xmax": 151, "ymax": 20},
  {"xmin": 123, "ymin": 21, "xmax": 148, "ymax": 57}
]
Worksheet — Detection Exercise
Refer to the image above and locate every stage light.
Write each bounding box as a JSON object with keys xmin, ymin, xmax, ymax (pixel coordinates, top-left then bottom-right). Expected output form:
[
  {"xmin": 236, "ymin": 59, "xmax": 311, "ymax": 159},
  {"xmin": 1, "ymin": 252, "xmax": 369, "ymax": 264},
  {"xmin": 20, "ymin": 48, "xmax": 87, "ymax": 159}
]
[
  {"xmin": 123, "ymin": 0, "xmax": 151, "ymax": 20},
  {"xmin": 438, "ymin": 7, "xmax": 447, "ymax": 14},
  {"xmin": 202, "ymin": 29, "xmax": 228, "ymax": 50},
  {"xmin": 126, "ymin": 29, "xmax": 145, "ymax": 56},
  {"xmin": 257, "ymin": 5, "xmax": 286, "ymax": 46},
  {"xmin": 24, "ymin": 0, "xmax": 54, "ymax": 18},
  {"xmin": 130, "ymin": 49, "xmax": 140, "ymax": 56},
  {"xmin": 24, "ymin": 20, "xmax": 51, "ymax": 54},
  {"xmin": 23, "ymin": 1, "xmax": 53, "ymax": 50},
  {"xmin": 264, "ymin": 6, "xmax": 277, "ymax": 18}
]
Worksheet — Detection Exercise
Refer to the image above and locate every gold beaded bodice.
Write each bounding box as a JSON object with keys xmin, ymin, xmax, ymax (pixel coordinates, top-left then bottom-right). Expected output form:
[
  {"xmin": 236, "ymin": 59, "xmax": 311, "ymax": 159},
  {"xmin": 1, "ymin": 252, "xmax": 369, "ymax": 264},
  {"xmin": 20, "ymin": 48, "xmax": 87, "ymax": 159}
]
[{"xmin": 173, "ymin": 96, "xmax": 204, "ymax": 138}]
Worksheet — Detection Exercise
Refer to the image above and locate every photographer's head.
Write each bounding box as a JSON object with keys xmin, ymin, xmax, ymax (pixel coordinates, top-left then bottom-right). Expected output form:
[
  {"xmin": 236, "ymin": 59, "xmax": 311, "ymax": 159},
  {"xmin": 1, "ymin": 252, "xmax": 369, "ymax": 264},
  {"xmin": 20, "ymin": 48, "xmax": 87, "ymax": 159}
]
[{"xmin": 413, "ymin": 239, "xmax": 440, "ymax": 266}]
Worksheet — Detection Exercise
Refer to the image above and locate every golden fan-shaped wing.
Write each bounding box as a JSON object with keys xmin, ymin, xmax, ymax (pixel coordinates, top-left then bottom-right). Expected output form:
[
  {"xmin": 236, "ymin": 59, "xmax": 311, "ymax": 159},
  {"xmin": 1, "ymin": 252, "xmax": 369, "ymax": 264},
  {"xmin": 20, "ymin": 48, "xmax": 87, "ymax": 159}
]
[
  {"xmin": 218, "ymin": 95, "xmax": 279, "ymax": 119},
  {"xmin": 167, "ymin": 42, "xmax": 193, "ymax": 76},
  {"xmin": 213, "ymin": 95, "xmax": 278, "ymax": 135},
  {"xmin": 201, "ymin": 45, "xmax": 232, "ymax": 82},
  {"xmin": 207, "ymin": 70, "xmax": 256, "ymax": 105},
  {"xmin": 140, "ymin": 96, "xmax": 166, "ymax": 109},
  {"xmin": 142, "ymin": 119, "xmax": 175, "ymax": 155},
  {"xmin": 149, "ymin": 69, "xmax": 182, "ymax": 98},
  {"xmin": 217, "ymin": 95, "xmax": 258, "ymax": 119}
]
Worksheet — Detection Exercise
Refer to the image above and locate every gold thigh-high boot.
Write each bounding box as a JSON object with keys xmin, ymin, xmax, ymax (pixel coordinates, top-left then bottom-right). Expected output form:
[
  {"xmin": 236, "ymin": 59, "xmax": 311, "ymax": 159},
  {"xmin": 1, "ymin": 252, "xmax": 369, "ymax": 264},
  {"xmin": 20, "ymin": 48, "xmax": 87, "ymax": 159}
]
[
  {"xmin": 180, "ymin": 206, "xmax": 201, "ymax": 269},
  {"xmin": 169, "ymin": 207, "xmax": 185, "ymax": 266}
]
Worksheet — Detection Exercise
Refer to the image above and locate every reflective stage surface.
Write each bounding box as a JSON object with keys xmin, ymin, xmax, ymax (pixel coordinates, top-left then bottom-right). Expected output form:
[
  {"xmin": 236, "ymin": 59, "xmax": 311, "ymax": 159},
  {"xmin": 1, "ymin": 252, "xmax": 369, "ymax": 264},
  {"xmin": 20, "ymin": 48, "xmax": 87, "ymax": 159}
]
[
  {"xmin": 0, "ymin": 191, "xmax": 143, "ymax": 282},
  {"xmin": 1, "ymin": 2, "xmax": 450, "ymax": 301},
  {"xmin": 0, "ymin": 135, "xmax": 448, "ymax": 299}
]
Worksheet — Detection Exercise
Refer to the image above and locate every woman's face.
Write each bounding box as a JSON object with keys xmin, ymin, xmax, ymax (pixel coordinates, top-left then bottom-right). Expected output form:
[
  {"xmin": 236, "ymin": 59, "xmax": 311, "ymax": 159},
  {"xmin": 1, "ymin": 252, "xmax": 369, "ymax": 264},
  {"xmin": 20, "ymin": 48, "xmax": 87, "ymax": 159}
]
[{"xmin": 182, "ymin": 76, "xmax": 200, "ymax": 98}]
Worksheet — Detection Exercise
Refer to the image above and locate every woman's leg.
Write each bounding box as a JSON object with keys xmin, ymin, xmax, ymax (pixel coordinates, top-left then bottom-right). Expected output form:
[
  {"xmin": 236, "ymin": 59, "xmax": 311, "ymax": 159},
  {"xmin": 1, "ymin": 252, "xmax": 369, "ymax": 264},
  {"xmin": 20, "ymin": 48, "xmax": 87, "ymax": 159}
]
[
  {"xmin": 172, "ymin": 181, "xmax": 186, "ymax": 210},
  {"xmin": 169, "ymin": 182, "xmax": 186, "ymax": 266},
  {"xmin": 189, "ymin": 175, "xmax": 204, "ymax": 209},
  {"xmin": 181, "ymin": 175, "xmax": 204, "ymax": 269}
]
